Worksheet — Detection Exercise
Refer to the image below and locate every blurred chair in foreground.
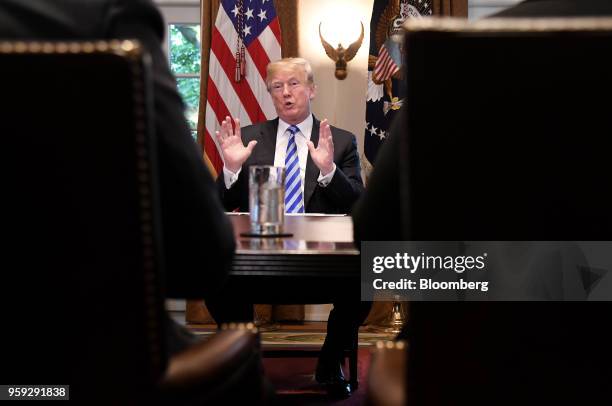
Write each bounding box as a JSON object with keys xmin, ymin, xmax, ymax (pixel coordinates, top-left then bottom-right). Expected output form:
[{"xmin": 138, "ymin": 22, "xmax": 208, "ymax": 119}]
[
  {"xmin": 0, "ymin": 41, "xmax": 268, "ymax": 404},
  {"xmin": 366, "ymin": 341, "xmax": 406, "ymax": 406},
  {"xmin": 364, "ymin": 15, "xmax": 612, "ymax": 406}
]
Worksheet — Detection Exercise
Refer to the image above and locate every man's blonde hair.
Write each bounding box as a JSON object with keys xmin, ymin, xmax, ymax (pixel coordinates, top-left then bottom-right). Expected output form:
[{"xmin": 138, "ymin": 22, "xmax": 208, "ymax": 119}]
[{"xmin": 266, "ymin": 57, "xmax": 314, "ymax": 90}]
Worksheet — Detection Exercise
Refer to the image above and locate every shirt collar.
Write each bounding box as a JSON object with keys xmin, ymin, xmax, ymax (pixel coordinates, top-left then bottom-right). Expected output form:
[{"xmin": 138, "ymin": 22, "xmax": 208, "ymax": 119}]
[{"xmin": 278, "ymin": 114, "xmax": 313, "ymax": 140}]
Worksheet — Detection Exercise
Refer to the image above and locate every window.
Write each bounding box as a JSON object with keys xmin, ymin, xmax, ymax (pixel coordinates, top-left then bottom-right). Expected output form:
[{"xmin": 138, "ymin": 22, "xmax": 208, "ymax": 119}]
[
  {"xmin": 168, "ymin": 24, "xmax": 201, "ymax": 139},
  {"xmin": 156, "ymin": 1, "xmax": 201, "ymax": 140}
]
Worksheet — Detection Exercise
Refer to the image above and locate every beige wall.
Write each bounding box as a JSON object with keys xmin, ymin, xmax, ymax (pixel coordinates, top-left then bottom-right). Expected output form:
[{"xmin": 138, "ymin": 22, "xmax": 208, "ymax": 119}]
[
  {"xmin": 298, "ymin": 0, "xmax": 374, "ymax": 165},
  {"xmin": 297, "ymin": 0, "xmax": 373, "ymax": 320}
]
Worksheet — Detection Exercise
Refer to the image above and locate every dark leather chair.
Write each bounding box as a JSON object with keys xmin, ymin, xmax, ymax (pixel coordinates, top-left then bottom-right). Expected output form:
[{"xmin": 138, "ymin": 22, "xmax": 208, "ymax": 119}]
[
  {"xmin": 0, "ymin": 40, "xmax": 267, "ymax": 404},
  {"xmin": 367, "ymin": 17, "xmax": 612, "ymax": 405}
]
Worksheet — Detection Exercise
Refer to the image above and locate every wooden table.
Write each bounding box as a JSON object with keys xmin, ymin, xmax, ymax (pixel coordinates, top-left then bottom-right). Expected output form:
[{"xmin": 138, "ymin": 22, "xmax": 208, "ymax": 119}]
[
  {"xmin": 227, "ymin": 213, "xmax": 362, "ymax": 388},
  {"xmin": 227, "ymin": 213, "xmax": 361, "ymax": 303}
]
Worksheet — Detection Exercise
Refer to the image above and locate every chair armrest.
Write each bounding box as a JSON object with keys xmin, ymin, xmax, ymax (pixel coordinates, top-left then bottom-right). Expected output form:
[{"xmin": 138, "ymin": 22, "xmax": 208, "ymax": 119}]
[
  {"xmin": 366, "ymin": 341, "xmax": 407, "ymax": 406},
  {"xmin": 161, "ymin": 324, "xmax": 266, "ymax": 404}
]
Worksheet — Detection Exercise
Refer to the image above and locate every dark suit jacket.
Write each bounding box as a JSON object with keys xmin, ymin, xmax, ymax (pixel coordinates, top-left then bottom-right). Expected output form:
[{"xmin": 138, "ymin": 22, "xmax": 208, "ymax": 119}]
[
  {"xmin": 352, "ymin": 113, "xmax": 403, "ymax": 244},
  {"xmin": 0, "ymin": 0, "xmax": 235, "ymax": 298},
  {"xmin": 218, "ymin": 117, "xmax": 364, "ymax": 214}
]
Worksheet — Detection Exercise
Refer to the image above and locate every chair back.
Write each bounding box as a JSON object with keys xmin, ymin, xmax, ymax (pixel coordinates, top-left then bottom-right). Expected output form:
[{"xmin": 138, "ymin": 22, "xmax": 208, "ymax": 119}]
[
  {"xmin": 0, "ymin": 40, "xmax": 167, "ymax": 401},
  {"xmin": 399, "ymin": 18, "xmax": 612, "ymax": 405},
  {"xmin": 400, "ymin": 18, "xmax": 612, "ymax": 241}
]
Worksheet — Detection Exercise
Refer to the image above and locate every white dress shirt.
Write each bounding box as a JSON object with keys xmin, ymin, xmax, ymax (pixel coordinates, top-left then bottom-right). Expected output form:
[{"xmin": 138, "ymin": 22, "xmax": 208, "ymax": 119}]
[{"xmin": 223, "ymin": 114, "xmax": 337, "ymax": 192}]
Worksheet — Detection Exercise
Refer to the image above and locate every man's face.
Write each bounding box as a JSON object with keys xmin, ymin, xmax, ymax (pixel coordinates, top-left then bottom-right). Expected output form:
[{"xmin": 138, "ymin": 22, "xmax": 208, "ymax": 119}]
[{"xmin": 268, "ymin": 66, "xmax": 315, "ymax": 125}]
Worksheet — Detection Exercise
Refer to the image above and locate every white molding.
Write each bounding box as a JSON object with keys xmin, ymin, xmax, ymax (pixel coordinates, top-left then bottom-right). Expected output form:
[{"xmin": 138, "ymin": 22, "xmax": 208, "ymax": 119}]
[
  {"xmin": 157, "ymin": 5, "xmax": 200, "ymax": 25},
  {"xmin": 469, "ymin": 0, "xmax": 521, "ymax": 20},
  {"xmin": 469, "ymin": 0, "xmax": 521, "ymax": 6},
  {"xmin": 154, "ymin": 0, "xmax": 200, "ymax": 6}
]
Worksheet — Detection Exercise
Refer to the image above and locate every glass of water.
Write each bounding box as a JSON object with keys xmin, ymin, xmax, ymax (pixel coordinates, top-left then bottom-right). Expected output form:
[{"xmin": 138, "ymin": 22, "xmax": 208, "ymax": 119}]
[{"xmin": 249, "ymin": 165, "xmax": 285, "ymax": 235}]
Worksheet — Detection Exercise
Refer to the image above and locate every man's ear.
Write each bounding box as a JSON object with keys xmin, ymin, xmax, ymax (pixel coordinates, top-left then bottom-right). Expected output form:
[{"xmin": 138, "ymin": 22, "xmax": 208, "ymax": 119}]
[{"xmin": 309, "ymin": 84, "xmax": 317, "ymax": 100}]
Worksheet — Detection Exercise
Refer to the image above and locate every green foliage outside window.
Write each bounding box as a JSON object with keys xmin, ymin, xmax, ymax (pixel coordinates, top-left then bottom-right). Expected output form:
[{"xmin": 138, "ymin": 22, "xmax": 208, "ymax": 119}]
[
  {"xmin": 177, "ymin": 77, "xmax": 200, "ymax": 129},
  {"xmin": 170, "ymin": 25, "xmax": 201, "ymax": 74},
  {"xmin": 169, "ymin": 24, "xmax": 201, "ymax": 134}
]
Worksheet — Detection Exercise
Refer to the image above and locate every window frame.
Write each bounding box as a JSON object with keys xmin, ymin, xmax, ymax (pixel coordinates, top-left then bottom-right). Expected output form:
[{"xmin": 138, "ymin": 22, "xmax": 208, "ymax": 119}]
[{"xmin": 157, "ymin": 1, "xmax": 201, "ymax": 135}]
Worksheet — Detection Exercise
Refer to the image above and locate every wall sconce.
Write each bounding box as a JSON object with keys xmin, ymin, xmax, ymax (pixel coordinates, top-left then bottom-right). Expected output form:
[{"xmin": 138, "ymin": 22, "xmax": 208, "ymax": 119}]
[{"xmin": 319, "ymin": 21, "xmax": 364, "ymax": 80}]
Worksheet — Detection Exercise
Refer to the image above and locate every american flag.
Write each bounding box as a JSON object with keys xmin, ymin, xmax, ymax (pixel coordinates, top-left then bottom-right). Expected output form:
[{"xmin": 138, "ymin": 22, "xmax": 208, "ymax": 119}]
[
  {"xmin": 365, "ymin": 0, "xmax": 431, "ymax": 165},
  {"xmin": 373, "ymin": 44, "xmax": 399, "ymax": 83},
  {"xmin": 204, "ymin": 0, "xmax": 282, "ymax": 176}
]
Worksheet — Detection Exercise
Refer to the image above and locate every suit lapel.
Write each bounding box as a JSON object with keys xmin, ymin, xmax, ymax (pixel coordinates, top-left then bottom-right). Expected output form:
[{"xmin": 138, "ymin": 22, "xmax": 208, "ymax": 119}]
[
  {"xmin": 303, "ymin": 117, "xmax": 320, "ymax": 209},
  {"xmin": 254, "ymin": 118, "xmax": 278, "ymax": 165}
]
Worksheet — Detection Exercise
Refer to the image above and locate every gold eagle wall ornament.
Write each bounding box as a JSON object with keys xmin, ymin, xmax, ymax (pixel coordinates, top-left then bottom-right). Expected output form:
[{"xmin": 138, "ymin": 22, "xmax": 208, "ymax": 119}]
[{"xmin": 319, "ymin": 21, "xmax": 365, "ymax": 80}]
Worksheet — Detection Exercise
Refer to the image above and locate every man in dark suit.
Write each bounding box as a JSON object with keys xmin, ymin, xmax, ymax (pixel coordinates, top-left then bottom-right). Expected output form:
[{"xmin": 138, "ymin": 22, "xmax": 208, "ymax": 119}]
[
  {"xmin": 208, "ymin": 57, "xmax": 370, "ymax": 398},
  {"xmin": 0, "ymin": 0, "xmax": 235, "ymax": 355},
  {"xmin": 354, "ymin": 2, "xmax": 612, "ymax": 403},
  {"xmin": 354, "ymin": 0, "xmax": 612, "ymax": 242},
  {"xmin": 215, "ymin": 58, "xmax": 364, "ymax": 214}
]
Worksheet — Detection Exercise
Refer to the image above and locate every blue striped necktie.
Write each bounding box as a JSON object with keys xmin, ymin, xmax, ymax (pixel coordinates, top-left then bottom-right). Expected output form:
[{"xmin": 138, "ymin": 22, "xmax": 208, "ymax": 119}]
[{"xmin": 284, "ymin": 125, "xmax": 305, "ymax": 213}]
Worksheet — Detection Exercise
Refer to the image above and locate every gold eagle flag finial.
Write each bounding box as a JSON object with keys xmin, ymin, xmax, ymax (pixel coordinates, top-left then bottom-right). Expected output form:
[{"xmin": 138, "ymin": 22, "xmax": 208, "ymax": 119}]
[{"xmin": 319, "ymin": 21, "xmax": 365, "ymax": 80}]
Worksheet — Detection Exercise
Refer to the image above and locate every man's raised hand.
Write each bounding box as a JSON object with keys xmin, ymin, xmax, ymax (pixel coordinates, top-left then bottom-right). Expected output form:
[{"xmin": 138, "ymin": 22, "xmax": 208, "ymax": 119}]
[
  {"xmin": 307, "ymin": 118, "xmax": 335, "ymax": 176},
  {"xmin": 215, "ymin": 116, "xmax": 257, "ymax": 173}
]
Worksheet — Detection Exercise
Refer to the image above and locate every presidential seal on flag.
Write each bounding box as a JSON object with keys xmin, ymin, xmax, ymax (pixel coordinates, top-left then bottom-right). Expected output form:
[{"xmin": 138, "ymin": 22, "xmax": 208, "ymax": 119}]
[{"xmin": 364, "ymin": 0, "xmax": 431, "ymax": 167}]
